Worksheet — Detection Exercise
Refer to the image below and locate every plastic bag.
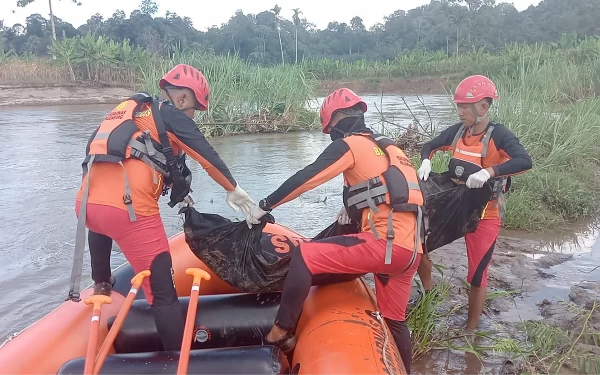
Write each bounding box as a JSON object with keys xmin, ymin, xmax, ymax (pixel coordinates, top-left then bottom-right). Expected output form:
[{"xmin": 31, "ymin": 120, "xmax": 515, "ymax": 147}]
[
  {"xmin": 181, "ymin": 207, "xmax": 362, "ymax": 293},
  {"xmin": 420, "ymin": 171, "xmax": 493, "ymax": 252}
]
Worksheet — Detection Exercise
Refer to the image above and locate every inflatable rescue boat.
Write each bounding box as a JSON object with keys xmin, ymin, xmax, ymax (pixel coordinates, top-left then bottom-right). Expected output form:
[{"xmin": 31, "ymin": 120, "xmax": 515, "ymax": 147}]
[{"xmin": 0, "ymin": 222, "xmax": 407, "ymax": 375}]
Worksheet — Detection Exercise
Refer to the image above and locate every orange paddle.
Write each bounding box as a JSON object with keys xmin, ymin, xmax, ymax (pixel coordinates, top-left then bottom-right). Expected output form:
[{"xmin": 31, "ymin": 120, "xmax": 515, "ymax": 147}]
[
  {"xmin": 83, "ymin": 295, "xmax": 112, "ymax": 375},
  {"xmin": 176, "ymin": 268, "xmax": 211, "ymax": 375},
  {"xmin": 93, "ymin": 270, "xmax": 151, "ymax": 375}
]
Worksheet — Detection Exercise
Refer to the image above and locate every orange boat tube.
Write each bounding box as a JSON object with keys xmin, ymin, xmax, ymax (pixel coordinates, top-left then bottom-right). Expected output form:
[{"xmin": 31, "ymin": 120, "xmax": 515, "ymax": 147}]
[{"xmin": 0, "ymin": 222, "xmax": 407, "ymax": 375}]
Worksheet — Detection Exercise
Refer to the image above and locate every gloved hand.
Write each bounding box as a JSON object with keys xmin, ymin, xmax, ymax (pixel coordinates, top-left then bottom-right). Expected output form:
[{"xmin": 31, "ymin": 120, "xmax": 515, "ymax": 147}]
[
  {"xmin": 336, "ymin": 206, "xmax": 352, "ymax": 225},
  {"xmin": 246, "ymin": 205, "xmax": 269, "ymax": 229},
  {"xmin": 417, "ymin": 159, "xmax": 432, "ymax": 181},
  {"xmin": 177, "ymin": 194, "xmax": 195, "ymax": 209},
  {"xmin": 466, "ymin": 169, "xmax": 491, "ymax": 189},
  {"xmin": 226, "ymin": 185, "xmax": 256, "ymax": 215}
]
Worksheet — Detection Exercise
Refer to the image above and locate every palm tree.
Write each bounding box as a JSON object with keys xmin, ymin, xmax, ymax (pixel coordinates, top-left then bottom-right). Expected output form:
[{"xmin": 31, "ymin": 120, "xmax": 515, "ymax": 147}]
[
  {"xmin": 271, "ymin": 5, "xmax": 284, "ymax": 65},
  {"xmin": 292, "ymin": 8, "xmax": 302, "ymax": 64}
]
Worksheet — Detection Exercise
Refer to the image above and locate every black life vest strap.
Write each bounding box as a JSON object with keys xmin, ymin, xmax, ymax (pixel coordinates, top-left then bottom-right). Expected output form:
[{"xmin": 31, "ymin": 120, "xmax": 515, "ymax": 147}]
[{"xmin": 150, "ymin": 100, "xmax": 178, "ymax": 173}]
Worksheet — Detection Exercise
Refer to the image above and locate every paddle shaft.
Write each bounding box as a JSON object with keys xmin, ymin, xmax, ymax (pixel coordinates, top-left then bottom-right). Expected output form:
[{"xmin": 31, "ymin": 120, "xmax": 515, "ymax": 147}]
[
  {"xmin": 83, "ymin": 295, "xmax": 111, "ymax": 375},
  {"xmin": 176, "ymin": 268, "xmax": 211, "ymax": 375},
  {"xmin": 93, "ymin": 271, "xmax": 150, "ymax": 375}
]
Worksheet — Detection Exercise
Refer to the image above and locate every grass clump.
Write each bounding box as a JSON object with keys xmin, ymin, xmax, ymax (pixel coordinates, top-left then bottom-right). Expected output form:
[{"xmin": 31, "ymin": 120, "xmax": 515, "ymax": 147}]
[{"xmin": 138, "ymin": 50, "xmax": 320, "ymax": 136}]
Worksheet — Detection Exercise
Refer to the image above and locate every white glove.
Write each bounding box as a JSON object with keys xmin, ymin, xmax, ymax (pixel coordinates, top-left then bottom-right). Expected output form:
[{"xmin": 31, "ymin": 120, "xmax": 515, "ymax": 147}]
[
  {"xmin": 245, "ymin": 205, "xmax": 269, "ymax": 229},
  {"xmin": 417, "ymin": 159, "xmax": 432, "ymax": 181},
  {"xmin": 466, "ymin": 169, "xmax": 491, "ymax": 189},
  {"xmin": 336, "ymin": 206, "xmax": 352, "ymax": 225},
  {"xmin": 177, "ymin": 194, "xmax": 195, "ymax": 209},
  {"xmin": 226, "ymin": 185, "xmax": 256, "ymax": 215}
]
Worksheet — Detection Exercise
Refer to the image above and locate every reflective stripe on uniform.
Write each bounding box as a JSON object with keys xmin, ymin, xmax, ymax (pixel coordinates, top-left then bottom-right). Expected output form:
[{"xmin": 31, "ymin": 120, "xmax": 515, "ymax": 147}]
[{"xmin": 455, "ymin": 148, "xmax": 483, "ymax": 157}]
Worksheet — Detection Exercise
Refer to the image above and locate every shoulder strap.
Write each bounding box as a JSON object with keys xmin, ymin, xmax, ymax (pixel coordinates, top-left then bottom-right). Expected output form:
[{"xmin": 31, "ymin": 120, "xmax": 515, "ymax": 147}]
[
  {"xmin": 150, "ymin": 100, "xmax": 177, "ymax": 169},
  {"xmin": 451, "ymin": 125, "xmax": 466, "ymax": 148},
  {"xmin": 480, "ymin": 124, "xmax": 496, "ymax": 158}
]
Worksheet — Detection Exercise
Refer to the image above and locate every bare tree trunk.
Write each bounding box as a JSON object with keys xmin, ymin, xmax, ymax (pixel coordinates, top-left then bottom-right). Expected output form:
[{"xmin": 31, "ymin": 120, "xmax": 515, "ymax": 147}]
[
  {"xmin": 456, "ymin": 28, "xmax": 459, "ymax": 56},
  {"xmin": 48, "ymin": 0, "xmax": 57, "ymax": 40},
  {"xmin": 277, "ymin": 25, "xmax": 284, "ymax": 65},
  {"xmin": 48, "ymin": 0, "xmax": 57, "ymax": 60},
  {"xmin": 67, "ymin": 61, "xmax": 76, "ymax": 82},
  {"xmin": 295, "ymin": 27, "xmax": 298, "ymax": 64}
]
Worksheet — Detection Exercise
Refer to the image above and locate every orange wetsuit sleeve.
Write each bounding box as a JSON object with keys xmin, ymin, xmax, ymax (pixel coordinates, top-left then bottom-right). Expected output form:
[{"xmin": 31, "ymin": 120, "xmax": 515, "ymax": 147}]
[
  {"xmin": 265, "ymin": 139, "xmax": 355, "ymax": 209},
  {"xmin": 161, "ymin": 104, "xmax": 237, "ymax": 191},
  {"xmin": 420, "ymin": 123, "xmax": 462, "ymax": 160}
]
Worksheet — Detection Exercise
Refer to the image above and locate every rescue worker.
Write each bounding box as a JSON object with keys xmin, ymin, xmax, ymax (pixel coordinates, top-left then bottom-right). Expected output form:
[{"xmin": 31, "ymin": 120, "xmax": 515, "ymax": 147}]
[
  {"xmin": 245, "ymin": 88, "xmax": 425, "ymax": 374},
  {"xmin": 70, "ymin": 63, "xmax": 255, "ymax": 351},
  {"xmin": 416, "ymin": 75, "xmax": 532, "ymax": 331}
]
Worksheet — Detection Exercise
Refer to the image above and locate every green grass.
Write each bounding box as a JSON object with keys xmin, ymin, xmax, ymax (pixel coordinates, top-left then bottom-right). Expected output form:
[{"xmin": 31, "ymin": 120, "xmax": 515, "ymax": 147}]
[
  {"xmin": 138, "ymin": 50, "xmax": 320, "ymax": 136},
  {"xmin": 407, "ymin": 263, "xmax": 600, "ymax": 374}
]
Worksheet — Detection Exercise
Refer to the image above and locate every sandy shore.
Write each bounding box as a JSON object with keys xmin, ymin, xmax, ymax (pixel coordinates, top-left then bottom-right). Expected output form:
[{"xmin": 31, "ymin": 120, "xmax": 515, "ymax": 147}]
[
  {"xmin": 0, "ymin": 78, "xmax": 451, "ymax": 108},
  {"xmin": 0, "ymin": 85, "xmax": 133, "ymax": 107}
]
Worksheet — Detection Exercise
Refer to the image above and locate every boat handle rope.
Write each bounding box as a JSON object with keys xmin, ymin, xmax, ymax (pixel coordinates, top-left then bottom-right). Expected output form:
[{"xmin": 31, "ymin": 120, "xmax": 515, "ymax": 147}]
[{"xmin": 371, "ymin": 311, "xmax": 395, "ymax": 375}]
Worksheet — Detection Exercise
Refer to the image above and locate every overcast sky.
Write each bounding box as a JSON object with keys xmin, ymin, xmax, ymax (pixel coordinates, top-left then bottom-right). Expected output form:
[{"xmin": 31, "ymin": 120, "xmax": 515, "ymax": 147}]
[{"xmin": 4, "ymin": 0, "xmax": 542, "ymax": 30}]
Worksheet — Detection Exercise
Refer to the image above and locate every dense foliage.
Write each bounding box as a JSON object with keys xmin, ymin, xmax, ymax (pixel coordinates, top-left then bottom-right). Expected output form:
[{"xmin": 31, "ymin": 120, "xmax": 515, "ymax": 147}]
[{"xmin": 2, "ymin": 0, "xmax": 600, "ymax": 64}]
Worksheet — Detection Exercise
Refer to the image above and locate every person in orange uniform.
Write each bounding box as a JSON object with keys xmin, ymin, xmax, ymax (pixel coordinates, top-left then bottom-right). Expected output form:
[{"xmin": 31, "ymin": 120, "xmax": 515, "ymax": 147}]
[
  {"xmin": 416, "ymin": 75, "xmax": 532, "ymax": 331},
  {"xmin": 70, "ymin": 64, "xmax": 255, "ymax": 351},
  {"xmin": 246, "ymin": 88, "xmax": 425, "ymax": 373}
]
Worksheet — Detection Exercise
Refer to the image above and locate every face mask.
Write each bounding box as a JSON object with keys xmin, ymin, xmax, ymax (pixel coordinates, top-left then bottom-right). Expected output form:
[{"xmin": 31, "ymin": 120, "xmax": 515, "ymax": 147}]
[{"xmin": 329, "ymin": 115, "xmax": 366, "ymax": 141}]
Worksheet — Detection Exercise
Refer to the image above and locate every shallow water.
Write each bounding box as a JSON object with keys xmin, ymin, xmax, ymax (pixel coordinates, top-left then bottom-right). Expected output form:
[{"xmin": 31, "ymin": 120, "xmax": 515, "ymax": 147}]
[{"xmin": 0, "ymin": 97, "xmax": 598, "ymax": 375}]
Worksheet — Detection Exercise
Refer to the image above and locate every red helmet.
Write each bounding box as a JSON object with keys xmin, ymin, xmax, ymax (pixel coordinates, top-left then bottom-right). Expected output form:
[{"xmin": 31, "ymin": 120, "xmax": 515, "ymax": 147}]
[
  {"xmin": 453, "ymin": 75, "xmax": 498, "ymax": 104},
  {"xmin": 319, "ymin": 88, "xmax": 367, "ymax": 133},
  {"xmin": 159, "ymin": 64, "xmax": 210, "ymax": 111}
]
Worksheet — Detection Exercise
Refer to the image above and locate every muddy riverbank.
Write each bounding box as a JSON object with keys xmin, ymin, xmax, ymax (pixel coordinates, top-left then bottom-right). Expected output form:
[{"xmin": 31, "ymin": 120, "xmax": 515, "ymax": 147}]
[
  {"xmin": 397, "ymin": 222, "xmax": 600, "ymax": 374},
  {"xmin": 0, "ymin": 78, "xmax": 449, "ymax": 107}
]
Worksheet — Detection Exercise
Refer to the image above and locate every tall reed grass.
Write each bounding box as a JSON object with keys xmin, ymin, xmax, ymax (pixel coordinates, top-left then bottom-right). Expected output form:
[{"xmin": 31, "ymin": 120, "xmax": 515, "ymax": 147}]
[{"xmin": 137, "ymin": 51, "xmax": 320, "ymax": 136}]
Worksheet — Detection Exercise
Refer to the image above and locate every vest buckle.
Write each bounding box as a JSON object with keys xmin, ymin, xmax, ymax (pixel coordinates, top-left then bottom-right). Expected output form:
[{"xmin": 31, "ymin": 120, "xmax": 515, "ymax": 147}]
[
  {"xmin": 123, "ymin": 194, "xmax": 132, "ymax": 205},
  {"xmin": 387, "ymin": 229, "xmax": 395, "ymax": 240}
]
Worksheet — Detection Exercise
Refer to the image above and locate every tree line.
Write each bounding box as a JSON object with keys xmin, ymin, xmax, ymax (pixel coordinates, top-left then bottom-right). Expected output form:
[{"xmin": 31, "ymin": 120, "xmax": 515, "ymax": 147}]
[{"xmin": 1, "ymin": 0, "xmax": 599, "ymax": 65}]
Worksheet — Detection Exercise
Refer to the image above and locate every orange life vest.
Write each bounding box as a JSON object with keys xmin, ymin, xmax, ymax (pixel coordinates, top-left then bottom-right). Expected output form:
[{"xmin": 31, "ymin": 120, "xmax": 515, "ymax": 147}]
[
  {"xmin": 448, "ymin": 124, "xmax": 508, "ymax": 219},
  {"xmin": 68, "ymin": 93, "xmax": 184, "ymax": 303},
  {"xmin": 343, "ymin": 133, "xmax": 425, "ymax": 273}
]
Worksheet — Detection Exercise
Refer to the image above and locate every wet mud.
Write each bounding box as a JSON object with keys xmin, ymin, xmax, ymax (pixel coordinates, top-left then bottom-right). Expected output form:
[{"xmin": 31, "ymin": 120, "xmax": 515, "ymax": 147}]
[{"xmin": 364, "ymin": 223, "xmax": 600, "ymax": 375}]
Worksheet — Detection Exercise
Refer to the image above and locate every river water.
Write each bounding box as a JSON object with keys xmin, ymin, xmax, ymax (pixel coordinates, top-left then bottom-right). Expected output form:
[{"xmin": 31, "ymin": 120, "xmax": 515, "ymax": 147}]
[{"xmin": 0, "ymin": 94, "xmax": 598, "ymax": 374}]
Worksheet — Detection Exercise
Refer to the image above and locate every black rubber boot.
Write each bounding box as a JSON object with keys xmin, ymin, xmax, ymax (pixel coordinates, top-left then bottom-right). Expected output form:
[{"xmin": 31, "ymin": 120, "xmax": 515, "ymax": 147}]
[
  {"xmin": 94, "ymin": 275, "xmax": 116, "ymax": 296},
  {"xmin": 265, "ymin": 332, "xmax": 296, "ymax": 355}
]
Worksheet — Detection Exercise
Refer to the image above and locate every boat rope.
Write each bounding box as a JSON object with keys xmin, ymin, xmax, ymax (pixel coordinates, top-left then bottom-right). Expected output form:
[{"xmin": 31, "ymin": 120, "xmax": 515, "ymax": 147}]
[
  {"xmin": 362, "ymin": 278, "xmax": 396, "ymax": 375},
  {"xmin": 371, "ymin": 311, "xmax": 395, "ymax": 375}
]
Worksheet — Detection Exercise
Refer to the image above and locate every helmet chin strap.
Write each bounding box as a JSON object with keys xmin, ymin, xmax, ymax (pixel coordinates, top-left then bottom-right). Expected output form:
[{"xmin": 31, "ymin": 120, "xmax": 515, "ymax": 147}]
[{"xmin": 467, "ymin": 103, "xmax": 490, "ymax": 134}]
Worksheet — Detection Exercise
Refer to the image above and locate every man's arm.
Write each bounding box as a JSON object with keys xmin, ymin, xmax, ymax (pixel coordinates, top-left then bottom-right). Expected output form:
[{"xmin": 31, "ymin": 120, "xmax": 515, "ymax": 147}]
[
  {"xmin": 161, "ymin": 104, "xmax": 237, "ymax": 191},
  {"xmin": 488, "ymin": 125, "xmax": 532, "ymax": 178},
  {"xmin": 265, "ymin": 139, "xmax": 355, "ymax": 209}
]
